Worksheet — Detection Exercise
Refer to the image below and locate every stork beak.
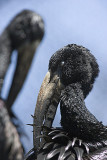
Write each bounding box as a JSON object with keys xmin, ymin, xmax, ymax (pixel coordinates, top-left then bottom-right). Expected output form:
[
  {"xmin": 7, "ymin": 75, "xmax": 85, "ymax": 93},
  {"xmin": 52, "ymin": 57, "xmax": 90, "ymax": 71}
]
[
  {"xmin": 6, "ymin": 40, "xmax": 40, "ymax": 110},
  {"xmin": 33, "ymin": 70, "xmax": 64, "ymax": 152}
]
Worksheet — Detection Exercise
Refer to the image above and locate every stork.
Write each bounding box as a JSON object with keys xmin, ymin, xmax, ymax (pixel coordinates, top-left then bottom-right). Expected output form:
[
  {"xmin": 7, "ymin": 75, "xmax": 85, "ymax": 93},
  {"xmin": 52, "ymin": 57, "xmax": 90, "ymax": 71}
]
[{"xmin": 26, "ymin": 44, "xmax": 107, "ymax": 159}]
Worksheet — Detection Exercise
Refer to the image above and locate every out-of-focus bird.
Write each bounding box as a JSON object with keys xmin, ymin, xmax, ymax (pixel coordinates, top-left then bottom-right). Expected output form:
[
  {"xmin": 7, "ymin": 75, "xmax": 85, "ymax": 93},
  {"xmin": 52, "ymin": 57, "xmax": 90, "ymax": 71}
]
[
  {"xmin": 0, "ymin": 9, "xmax": 44, "ymax": 160},
  {"xmin": 0, "ymin": 9, "xmax": 44, "ymax": 112},
  {"xmin": 0, "ymin": 99, "xmax": 24, "ymax": 160},
  {"xmin": 26, "ymin": 44, "xmax": 107, "ymax": 159}
]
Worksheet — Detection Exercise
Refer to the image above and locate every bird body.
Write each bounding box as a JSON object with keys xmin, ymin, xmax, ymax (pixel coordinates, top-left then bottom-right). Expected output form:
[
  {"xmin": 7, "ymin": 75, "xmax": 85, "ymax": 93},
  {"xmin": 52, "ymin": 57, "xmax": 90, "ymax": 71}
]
[
  {"xmin": 0, "ymin": 9, "xmax": 44, "ymax": 110},
  {"xmin": 0, "ymin": 9, "xmax": 44, "ymax": 160},
  {"xmin": 0, "ymin": 99, "xmax": 24, "ymax": 160},
  {"xmin": 31, "ymin": 44, "xmax": 107, "ymax": 160},
  {"xmin": 6, "ymin": 9, "xmax": 44, "ymax": 110}
]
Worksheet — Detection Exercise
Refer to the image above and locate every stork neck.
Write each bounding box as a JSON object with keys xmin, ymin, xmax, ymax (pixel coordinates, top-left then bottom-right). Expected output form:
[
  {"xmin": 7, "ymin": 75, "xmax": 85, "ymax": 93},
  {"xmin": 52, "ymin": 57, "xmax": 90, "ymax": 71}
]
[
  {"xmin": 0, "ymin": 30, "xmax": 12, "ymax": 93},
  {"xmin": 60, "ymin": 83, "xmax": 107, "ymax": 142},
  {"xmin": 0, "ymin": 30, "xmax": 12, "ymax": 52}
]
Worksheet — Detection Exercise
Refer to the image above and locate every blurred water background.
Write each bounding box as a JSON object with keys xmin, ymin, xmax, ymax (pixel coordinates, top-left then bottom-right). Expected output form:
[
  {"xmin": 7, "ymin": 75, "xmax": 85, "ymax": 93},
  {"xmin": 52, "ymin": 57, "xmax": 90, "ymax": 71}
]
[{"xmin": 0, "ymin": 0, "xmax": 107, "ymax": 152}]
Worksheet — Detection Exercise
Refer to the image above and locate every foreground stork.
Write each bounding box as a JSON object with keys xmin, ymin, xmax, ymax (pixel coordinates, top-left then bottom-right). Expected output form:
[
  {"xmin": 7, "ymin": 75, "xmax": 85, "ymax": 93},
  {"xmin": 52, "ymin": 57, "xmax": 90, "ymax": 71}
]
[{"xmin": 26, "ymin": 44, "xmax": 107, "ymax": 159}]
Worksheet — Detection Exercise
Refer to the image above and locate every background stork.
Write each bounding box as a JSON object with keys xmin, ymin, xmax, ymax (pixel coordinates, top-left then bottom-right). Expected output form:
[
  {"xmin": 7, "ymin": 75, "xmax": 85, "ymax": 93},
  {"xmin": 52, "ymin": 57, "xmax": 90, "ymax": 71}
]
[{"xmin": 0, "ymin": 9, "xmax": 44, "ymax": 160}]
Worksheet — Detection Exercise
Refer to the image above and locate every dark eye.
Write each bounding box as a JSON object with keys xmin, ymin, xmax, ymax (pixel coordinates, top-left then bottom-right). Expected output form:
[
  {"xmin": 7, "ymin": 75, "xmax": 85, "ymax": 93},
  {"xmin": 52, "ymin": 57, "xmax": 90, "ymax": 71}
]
[{"xmin": 61, "ymin": 61, "xmax": 65, "ymax": 67}]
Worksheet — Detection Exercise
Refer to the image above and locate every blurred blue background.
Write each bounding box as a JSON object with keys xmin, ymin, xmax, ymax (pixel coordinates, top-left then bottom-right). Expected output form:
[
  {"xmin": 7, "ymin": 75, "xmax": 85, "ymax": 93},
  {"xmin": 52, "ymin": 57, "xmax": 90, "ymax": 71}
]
[{"xmin": 0, "ymin": 0, "xmax": 107, "ymax": 152}]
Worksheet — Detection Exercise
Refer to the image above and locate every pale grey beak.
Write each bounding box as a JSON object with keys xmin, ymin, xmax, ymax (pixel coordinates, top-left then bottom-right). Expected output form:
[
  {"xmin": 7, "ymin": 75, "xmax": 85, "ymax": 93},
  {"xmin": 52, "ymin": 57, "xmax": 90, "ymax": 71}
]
[{"xmin": 33, "ymin": 70, "xmax": 64, "ymax": 152}]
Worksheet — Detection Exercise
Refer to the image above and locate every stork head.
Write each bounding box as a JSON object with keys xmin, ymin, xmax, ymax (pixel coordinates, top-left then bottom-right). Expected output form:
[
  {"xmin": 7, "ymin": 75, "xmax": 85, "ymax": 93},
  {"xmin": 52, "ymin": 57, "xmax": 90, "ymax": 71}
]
[
  {"xmin": 7, "ymin": 9, "xmax": 44, "ymax": 49},
  {"xmin": 49, "ymin": 44, "xmax": 99, "ymax": 97}
]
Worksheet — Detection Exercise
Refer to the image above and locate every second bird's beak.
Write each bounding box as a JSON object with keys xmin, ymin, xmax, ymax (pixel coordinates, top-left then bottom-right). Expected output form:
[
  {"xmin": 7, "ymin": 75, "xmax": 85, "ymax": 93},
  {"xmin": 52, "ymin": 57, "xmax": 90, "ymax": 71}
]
[
  {"xmin": 33, "ymin": 70, "xmax": 64, "ymax": 152},
  {"xmin": 7, "ymin": 40, "xmax": 40, "ymax": 110}
]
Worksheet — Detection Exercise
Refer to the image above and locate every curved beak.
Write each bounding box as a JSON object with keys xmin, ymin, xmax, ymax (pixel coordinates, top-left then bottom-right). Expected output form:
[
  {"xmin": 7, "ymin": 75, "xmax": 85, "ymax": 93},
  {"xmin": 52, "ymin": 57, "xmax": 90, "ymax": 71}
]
[
  {"xmin": 33, "ymin": 70, "xmax": 64, "ymax": 152},
  {"xmin": 6, "ymin": 40, "xmax": 40, "ymax": 110}
]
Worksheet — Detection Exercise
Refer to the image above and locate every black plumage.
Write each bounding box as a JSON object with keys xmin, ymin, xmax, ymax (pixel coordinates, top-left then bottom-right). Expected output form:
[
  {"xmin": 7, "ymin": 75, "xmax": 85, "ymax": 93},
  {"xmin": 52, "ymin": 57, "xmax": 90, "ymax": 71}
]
[
  {"xmin": 28, "ymin": 44, "xmax": 107, "ymax": 159},
  {"xmin": 0, "ymin": 99, "xmax": 24, "ymax": 160}
]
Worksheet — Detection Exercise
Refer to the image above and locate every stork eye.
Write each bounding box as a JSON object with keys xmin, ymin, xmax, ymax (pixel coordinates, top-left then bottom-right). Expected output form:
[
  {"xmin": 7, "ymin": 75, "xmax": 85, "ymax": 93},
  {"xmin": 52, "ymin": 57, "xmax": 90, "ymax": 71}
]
[{"xmin": 61, "ymin": 61, "xmax": 65, "ymax": 66}]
